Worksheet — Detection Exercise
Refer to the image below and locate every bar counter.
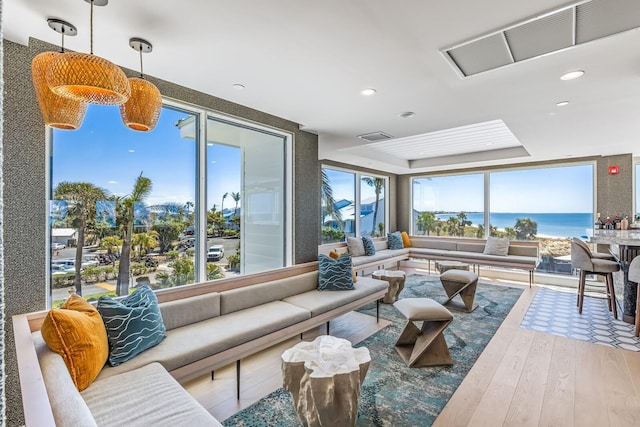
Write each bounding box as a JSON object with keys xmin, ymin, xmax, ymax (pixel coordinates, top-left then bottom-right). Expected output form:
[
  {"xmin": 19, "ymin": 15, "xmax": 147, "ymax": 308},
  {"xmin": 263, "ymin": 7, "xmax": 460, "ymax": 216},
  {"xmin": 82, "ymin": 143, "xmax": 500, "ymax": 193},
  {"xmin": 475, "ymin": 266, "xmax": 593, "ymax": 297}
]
[{"xmin": 591, "ymin": 229, "xmax": 640, "ymax": 324}]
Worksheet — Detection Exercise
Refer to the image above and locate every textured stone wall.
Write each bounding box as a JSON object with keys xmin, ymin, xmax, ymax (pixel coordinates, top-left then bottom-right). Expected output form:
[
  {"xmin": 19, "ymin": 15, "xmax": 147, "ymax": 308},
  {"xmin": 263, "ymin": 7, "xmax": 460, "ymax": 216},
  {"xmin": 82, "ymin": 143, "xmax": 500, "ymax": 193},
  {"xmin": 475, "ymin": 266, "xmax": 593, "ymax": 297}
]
[
  {"xmin": 0, "ymin": 4, "xmax": 6, "ymax": 425},
  {"xmin": 2, "ymin": 38, "xmax": 318, "ymax": 426},
  {"xmin": 596, "ymin": 153, "xmax": 633, "ymax": 220}
]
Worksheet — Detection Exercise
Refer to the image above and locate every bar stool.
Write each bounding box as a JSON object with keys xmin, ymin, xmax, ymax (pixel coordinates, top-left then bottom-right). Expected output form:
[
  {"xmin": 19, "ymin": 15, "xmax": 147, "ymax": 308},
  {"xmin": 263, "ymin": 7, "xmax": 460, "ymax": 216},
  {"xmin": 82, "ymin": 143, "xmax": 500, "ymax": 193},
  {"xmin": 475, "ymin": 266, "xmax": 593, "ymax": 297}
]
[
  {"xmin": 574, "ymin": 238, "xmax": 616, "ymax": 261},
  {"xmin": 571, "ymin": 238, "xmax": 620, "ymax": 319},
  {"xmin": 627, "ymin": 257, "xmax": 640, "ymax": 337},
  {"xmin": 573, "ymin": 237, "xmax": 616, "ymax": 260}
]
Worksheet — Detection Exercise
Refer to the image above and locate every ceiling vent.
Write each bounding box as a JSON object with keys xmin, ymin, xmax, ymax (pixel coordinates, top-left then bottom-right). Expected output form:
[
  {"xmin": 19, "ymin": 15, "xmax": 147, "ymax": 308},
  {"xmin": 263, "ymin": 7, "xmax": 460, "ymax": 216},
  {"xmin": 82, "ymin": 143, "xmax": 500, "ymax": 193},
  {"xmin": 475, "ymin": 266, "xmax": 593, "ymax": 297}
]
[
  {"xmin": 357, "ymin": 131, "xmax": 394, "ymax": 142},
  {"xmin": 442, "ymin": 0, "xmax": 640, "ymax": 77}
]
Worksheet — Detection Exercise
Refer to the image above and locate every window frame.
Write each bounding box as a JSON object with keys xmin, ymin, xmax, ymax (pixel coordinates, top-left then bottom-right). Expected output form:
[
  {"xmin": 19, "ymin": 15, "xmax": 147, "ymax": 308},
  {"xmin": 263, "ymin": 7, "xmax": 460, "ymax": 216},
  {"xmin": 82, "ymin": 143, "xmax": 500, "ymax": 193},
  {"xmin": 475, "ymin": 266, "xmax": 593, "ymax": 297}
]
[
  {"xmin": 321, "ymin": 165, "xmax": 389, "ymax": 240},
  {"xmin": 46, "ymin": 97, "xmax": 294, "ymax": 304}
]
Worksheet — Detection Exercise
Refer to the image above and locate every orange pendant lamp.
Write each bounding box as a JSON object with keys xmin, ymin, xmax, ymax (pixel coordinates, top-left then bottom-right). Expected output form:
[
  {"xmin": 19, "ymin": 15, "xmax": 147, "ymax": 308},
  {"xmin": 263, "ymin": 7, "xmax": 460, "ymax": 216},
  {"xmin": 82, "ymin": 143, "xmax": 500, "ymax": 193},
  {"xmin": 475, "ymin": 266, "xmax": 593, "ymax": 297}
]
[
  {"xmin": 120, "ymin": 38, "xmax": 162, "ymax": 132},
  {"xmin": 46, "ymin": 0, "xmax": 130, "ymax": 105},
  {"xmin": 32, "ymin": 19, "xmax": 87, "ymax": 130}
]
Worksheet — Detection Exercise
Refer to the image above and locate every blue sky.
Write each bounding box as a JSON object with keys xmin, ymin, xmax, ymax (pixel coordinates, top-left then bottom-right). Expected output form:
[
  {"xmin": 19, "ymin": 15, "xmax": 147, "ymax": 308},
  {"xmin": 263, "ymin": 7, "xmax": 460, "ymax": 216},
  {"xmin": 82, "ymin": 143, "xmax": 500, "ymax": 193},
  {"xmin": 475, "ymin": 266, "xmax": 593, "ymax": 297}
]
[
  {"xmin": 326, "ymin": 169, "xmax": 382, "ymax": 203},
  {"xmin": 412, "ymin": 165, "xmax": 594, "ymax": 213},
  {"xmin": 53, "ymin": 105, "xmax": 241, "ymax": 211}
]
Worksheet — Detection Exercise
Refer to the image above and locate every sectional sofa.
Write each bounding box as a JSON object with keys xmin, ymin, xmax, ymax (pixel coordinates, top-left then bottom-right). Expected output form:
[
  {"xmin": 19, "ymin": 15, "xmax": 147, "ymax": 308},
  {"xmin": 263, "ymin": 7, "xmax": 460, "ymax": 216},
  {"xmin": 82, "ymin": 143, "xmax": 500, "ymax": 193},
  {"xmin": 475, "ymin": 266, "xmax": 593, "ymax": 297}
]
[
  {"xmin": 320, "ymin": 235, "xmax": 540, "ymax": 286},
  {"xmin": 13, "ymin": 262, "xmax": 388, "ymax": 426}
]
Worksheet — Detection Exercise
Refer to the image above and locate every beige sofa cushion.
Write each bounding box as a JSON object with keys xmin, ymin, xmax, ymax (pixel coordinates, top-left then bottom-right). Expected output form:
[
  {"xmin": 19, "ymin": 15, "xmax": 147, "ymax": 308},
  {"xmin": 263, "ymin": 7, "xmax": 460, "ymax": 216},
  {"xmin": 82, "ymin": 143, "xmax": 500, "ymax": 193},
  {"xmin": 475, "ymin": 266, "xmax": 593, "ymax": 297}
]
[
  {"xmin": 160, "ymin": 292, "xmax": 221, "ymax": 330},
  {"xmin": 83, "ymin": 362, "xmax": 221, "ymax": 427},
  {"xmin": 220, "ymin": 271, "xmax": 318, "ymax": 315},
  {"xmin": 34, "ymin": 334, "xmax": 98, "ymax": 427},
  {"xmin": 96, "ymin": 301, "xmax": 311, "ymax": 380},
  {"xmin": 283, "ymin": 277, "xmax": 388, "ymax": 316}
]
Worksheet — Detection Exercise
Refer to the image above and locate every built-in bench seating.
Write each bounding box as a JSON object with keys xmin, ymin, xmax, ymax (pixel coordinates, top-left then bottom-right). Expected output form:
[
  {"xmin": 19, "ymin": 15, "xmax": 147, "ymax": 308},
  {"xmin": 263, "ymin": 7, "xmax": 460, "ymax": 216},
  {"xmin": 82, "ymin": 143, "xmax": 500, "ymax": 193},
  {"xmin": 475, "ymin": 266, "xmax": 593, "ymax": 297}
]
[
  {"xmin": 320, "ymin": 235, "xmax": 540, "ymax": 286},
  {"xmin": 13, "ymin": 262, "xmax": 388, "ymax": 427}
]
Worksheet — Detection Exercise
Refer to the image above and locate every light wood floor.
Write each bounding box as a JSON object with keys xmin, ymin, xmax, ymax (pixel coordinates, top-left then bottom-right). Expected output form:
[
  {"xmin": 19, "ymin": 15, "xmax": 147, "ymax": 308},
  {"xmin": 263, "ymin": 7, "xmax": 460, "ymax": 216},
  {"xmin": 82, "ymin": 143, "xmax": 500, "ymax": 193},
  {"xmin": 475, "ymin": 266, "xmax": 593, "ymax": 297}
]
[{"xmin": 184, "ymin": 273, "xmax": 640, "ymax": 426}]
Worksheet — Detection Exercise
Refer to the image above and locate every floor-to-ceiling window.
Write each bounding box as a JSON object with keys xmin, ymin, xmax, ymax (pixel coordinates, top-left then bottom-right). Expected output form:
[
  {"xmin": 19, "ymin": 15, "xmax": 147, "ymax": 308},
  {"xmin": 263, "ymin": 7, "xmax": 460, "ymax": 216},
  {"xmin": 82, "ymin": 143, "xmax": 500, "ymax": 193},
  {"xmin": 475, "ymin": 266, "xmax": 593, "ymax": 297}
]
[
  {"xmin": 412, "ymin": 174, "xmax": 485, "ymax": 238},
  {"xmin": 321, "ymin": 167, "xmax": 389, "ymax": 243},
  {"xmin": 49, "ymin": 102, "xmax": 291, "ymax": 306},
  {"xmin": 411, "ymin": 163, "xmax": 595, "ymax": 275},
  {"xmin": 321, "ymin": 168, "xmax": 356, "ymax": 243}
]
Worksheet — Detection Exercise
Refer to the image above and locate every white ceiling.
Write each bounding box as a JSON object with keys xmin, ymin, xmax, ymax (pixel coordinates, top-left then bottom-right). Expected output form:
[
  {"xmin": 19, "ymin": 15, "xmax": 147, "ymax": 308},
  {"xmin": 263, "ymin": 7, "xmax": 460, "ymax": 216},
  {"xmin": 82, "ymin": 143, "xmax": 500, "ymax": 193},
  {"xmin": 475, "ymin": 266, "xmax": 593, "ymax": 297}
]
[{"xmin": 4, "ymin": 0, "xmax": 640, "ymax": 175}]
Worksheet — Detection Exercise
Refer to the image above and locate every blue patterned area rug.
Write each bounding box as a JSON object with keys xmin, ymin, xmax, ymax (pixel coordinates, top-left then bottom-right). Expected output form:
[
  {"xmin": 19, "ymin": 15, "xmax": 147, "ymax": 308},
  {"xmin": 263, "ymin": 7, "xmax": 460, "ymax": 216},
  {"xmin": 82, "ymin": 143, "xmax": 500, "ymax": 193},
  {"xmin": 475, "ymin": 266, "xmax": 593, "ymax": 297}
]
[{"xmin": 222, "ymin": 275, "xmax": 523, "ymax": 427}]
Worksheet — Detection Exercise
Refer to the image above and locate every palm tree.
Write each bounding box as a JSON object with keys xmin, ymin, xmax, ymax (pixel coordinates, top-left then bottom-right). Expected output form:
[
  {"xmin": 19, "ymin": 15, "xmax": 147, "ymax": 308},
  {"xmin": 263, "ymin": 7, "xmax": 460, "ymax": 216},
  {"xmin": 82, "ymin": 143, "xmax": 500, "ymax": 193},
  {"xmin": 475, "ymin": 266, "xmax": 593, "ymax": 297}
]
[
  {"xmin": 116, "ymin": 173, "xmax": 152, "ymax": 296},
  {"xmin": 221, "ymin": 192, "xmax": 228, "ymax": 215},
  {"xmin": 362, "ymin": 177, "xmax": 384, "ymax": 236},
  {"xmin": 321, "ymin": 169, "xmax": 342, "ymax": 227},
  {"xmin": 54, "ymin": 182, "xmax": 109, "ymax": 295},
  {"xmin": 514, "ymin": 218, "xmax": 538, "ymax": 240},
  {"xmin": 416, "ymin": 211, "xmax": 437, "ymax": 236},
  {"xmin": 231, "ymin": 191, "xmax": 240, "ymax": 216},
  {"xmin": 132, "ymin": 232, "xmax": 158, "ymax": 259}
]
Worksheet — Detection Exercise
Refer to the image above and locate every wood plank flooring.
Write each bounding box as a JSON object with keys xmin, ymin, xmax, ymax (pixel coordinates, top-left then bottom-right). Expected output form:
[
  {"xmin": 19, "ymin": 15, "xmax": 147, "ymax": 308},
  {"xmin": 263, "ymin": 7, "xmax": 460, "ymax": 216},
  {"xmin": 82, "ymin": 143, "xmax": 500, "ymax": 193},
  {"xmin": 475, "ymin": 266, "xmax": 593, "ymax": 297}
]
[{"xmin": 183, "ymin": 273, "xmax": 640, "ymax": 426}]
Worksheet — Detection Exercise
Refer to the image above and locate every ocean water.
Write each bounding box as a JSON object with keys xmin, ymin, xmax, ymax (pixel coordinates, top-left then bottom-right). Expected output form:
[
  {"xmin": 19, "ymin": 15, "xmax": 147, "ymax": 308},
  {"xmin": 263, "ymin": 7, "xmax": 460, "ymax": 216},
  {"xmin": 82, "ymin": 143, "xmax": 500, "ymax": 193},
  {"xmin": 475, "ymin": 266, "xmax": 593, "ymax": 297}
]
[{"xmin": 435, "ymin": 212, "xmax": 593, "ymax": 239}]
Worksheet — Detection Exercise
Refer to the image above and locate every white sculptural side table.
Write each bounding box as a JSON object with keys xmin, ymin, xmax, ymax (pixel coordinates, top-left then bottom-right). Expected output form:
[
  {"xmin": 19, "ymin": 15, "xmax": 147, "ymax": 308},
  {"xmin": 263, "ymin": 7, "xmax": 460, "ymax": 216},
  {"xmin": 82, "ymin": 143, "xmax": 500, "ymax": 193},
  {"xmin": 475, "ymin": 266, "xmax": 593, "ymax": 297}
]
[{"xmin": 281, "ymin": 335, "xmax": 371, "ymax": 427}]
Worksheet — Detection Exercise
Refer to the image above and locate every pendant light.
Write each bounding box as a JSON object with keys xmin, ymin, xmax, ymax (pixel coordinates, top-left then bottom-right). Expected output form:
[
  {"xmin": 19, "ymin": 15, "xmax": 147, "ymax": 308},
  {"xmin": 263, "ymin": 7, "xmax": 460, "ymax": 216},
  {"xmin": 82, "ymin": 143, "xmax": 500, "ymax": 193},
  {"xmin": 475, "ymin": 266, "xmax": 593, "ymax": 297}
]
[
  {"xmin": 32, "ymin": 19, "xmax": 87, "ymax": 130},
  {"xmin": 120, "ymin": 38, "xmax": 162, "ymax": 132},
  {"xmin": 46, "ymin": 0, "xmax": 130, "ymax": 105}
]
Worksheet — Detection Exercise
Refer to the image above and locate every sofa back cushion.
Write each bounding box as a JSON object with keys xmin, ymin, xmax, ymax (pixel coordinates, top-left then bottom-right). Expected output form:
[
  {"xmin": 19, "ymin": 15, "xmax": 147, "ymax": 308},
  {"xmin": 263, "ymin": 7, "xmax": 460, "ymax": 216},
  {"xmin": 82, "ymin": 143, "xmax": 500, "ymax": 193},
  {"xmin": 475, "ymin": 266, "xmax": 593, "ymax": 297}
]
[
  {"xmin": 220, "ymin": 271, "xmax": 319, "ymax": 315},
  {"xmin": 159, "ymin": 292, "xmax": 221, "ymax": 330},
  {"xmin": 373, "ymin": 239, "xmax": 389, "ymax": 251},
  {"xmin": 457, "ymin": 242, "xmax": 486, "ymax": 253},
  {"xmin": 508, "ymin": 245, "xmax": 539, "ymax": 257},
  {"xmin": 410, "ymin": 239, "xmax": 457, "ymax": 250}
]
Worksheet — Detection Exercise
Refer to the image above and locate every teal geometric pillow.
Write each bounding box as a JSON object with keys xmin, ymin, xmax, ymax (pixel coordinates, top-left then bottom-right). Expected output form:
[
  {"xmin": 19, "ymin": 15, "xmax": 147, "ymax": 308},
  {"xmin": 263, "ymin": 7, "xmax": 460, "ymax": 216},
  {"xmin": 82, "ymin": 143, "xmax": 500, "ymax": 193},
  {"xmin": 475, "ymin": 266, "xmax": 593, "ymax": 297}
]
[
  {"xmin": 361, "ymin": 236, "xmax": 376, "ymax": 256},
  {"xmin": 318, "ymin": 254, "xmax": 355, "ymax": 291},
  {"xmin": 387, "ymin": 231, "xmax": 404, "ymax": 250},
  {"xmin": 97, "ymin": 286, "xmax": 166, "ymax": 366}
]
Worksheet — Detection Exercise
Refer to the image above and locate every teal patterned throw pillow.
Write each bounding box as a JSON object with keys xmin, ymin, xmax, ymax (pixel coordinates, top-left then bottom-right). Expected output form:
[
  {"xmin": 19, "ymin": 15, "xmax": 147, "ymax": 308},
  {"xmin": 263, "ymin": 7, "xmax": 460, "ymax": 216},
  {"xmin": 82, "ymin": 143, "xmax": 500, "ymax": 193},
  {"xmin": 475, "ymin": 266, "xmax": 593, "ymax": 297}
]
[
  {"xmin": 318, "ymin": 254, "xmax": 355, "ymax": 291},
  {"xmin": 387, "ymin": 231, "xmax": 404, "ymax": 250},
  {"xmin": 97, "ymin": 286, "xmax": 166, "ymax": 366},
  {"xmin": 362, "ymin": 235, "xmax": 376, "ymax": 255}
]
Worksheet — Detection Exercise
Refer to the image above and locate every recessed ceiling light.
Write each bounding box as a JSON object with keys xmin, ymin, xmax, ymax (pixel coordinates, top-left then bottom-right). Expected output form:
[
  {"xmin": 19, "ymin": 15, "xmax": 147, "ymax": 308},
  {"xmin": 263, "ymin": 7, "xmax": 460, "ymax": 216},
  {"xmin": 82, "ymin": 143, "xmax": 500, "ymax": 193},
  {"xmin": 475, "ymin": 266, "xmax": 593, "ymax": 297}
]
[
  {"xmin": 399, "ymin": 112, "xmax": 415, "ymax": 119},
  {"xmin": 361, "ymin": 88, "xmax": 376, "ymax": 96},
  {"xmin": 556, "ymin": 101, "xmax": 570, "ymax": 107},
  {"xmin": 232, "ymin": 84, "xmax": 245, "ymax": 90},
  {"xmin": 560, "ymin": 70, "xmax": 585, "ymax": 81}
]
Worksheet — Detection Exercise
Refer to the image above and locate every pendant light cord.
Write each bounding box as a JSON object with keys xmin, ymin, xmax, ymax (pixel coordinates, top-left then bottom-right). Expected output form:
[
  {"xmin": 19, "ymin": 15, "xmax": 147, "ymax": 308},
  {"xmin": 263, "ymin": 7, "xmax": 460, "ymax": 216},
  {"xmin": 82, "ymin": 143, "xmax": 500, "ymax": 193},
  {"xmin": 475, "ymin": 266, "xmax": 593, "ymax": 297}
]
[
  {"xmin": 89, "ymin": 0, "xmax": 94, "ymax": 55},
  {"xmin": 60, "ymin": 27, "xmax": 65, "ymax": 53},
  {"xmin": 139, "ymin": 47, "xmax": 144, "ymax": 78}
]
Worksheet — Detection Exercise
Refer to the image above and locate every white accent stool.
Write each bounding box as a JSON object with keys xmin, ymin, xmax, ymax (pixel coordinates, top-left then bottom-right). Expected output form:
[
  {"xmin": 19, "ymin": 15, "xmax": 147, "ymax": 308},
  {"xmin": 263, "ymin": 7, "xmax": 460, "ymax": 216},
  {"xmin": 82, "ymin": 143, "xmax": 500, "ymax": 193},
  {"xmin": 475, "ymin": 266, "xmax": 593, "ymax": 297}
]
[{"xmin": 393, "ymin": 298, "xmax": 453, "ymax": 367}]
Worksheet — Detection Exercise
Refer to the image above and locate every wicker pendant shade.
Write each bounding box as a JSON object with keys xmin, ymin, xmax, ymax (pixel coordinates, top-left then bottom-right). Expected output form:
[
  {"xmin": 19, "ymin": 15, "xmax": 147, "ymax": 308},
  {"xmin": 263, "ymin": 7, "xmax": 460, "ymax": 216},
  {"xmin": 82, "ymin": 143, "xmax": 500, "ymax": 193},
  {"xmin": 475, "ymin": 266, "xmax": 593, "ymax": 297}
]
[
  {"xmin": 120, "ymin": 77, "xmax": 162, "ymax": 131},
  {"xmin": 46, "ymin": 52, "xmax": 131, "ymax": 105},
  {"xmin": 120, "ymin": 38, "xmax": 162, "ymax": 132},
  {"xmin": 45, "ymin": 0, "xmax": 131, "ymax": 106},
  {"xmin": 33, "ymin": 51, "xmax": 88, "ymax": 130}
]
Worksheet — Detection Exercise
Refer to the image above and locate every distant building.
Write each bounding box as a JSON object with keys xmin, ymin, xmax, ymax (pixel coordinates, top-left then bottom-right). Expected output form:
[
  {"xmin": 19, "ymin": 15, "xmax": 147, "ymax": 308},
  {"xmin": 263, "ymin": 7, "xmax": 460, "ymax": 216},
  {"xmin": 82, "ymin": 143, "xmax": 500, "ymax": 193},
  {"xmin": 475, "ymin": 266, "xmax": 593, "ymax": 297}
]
[{"xmin": 51, "ymin": 228, "xmax": 77, "ymax": 247}]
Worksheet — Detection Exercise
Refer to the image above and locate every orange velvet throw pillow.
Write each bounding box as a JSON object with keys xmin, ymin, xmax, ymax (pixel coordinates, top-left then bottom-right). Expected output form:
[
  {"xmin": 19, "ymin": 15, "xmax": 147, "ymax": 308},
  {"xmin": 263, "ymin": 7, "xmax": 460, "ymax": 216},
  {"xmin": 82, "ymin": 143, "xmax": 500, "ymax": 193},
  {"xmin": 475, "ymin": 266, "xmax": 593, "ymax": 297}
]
[
  {"xmin": 401, "ymin": 231, "xmax": 412, "ymax": 248},
  {"xmin": 329, "ymin": 250, "xmax": 357, "ymax": 282},
  {"xmin": 41, "ymin": 294, "xmax": 109, "ymax": 391}
]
